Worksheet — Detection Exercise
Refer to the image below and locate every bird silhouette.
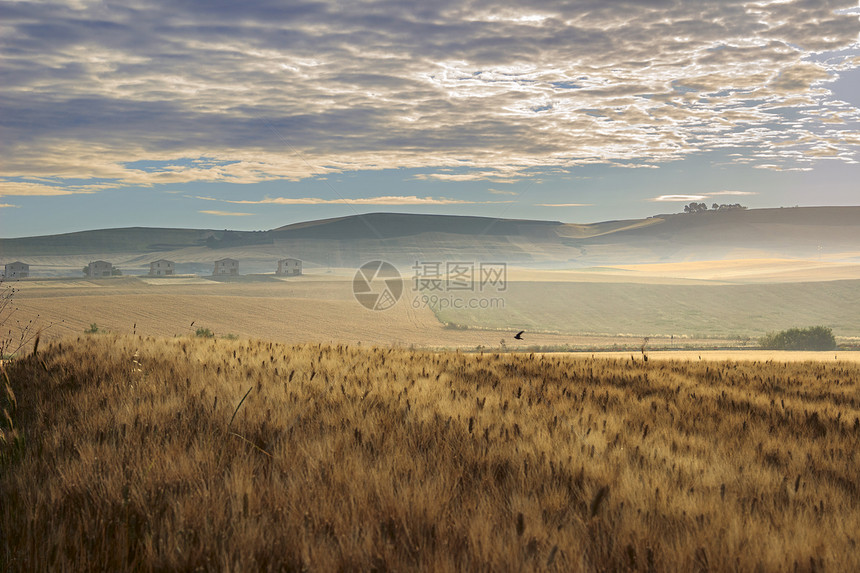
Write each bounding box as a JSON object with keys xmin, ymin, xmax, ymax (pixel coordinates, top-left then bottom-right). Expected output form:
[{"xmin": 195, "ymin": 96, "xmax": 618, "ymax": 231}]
[{"xmin": 514, "ymin": 330, "xmax": 525, "ymax": 340}]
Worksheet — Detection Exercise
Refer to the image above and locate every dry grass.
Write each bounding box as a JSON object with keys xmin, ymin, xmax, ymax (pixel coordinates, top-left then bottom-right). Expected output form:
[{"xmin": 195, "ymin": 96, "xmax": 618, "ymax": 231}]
[{"xmin": 2, "ymin": 335, "xmax": 860, "ymax": 571}]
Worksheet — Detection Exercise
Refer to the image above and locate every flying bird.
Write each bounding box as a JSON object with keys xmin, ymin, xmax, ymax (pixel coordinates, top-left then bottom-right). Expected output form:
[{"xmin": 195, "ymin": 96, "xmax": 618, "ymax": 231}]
[{"xmin": 514, "ymin": 330, "xmax": 525, "ymax": 340}]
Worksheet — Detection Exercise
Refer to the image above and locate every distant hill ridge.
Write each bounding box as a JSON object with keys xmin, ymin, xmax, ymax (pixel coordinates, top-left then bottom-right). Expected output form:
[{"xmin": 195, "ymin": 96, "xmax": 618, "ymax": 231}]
[
  {"xmin": 2, "ymin": 207, "xmax": 859, "ymax": 269},
  {"xmin": 271, "ymin": 212, "xmax": 562, "ymax": 239}
]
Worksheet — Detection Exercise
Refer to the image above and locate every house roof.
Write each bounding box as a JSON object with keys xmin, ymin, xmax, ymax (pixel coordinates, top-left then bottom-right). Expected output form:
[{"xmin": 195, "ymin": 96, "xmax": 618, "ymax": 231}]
[
  {"xmin": 279, "ymin": 258, "xmax": 302, "ymax": 263},
  {"xmin": 215, "ymin": 258, "xmax": 238, "ymax": 263},
  {"xmin": 89, "ymin": 260, "xmax": 111, "ymax": 265},
  {"xmin": 6, "ymin": 261, "xmax": 28, "ymax": 266},
  {"xmin": 151, "ymin": 259, "xmax": 175, "ymax": 264}
]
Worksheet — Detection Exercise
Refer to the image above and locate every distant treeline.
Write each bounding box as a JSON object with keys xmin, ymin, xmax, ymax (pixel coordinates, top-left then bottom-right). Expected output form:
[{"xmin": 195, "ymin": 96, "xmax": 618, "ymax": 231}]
[{"xmin": 683, "ymin": 202, "xmax": 747, "ymax": 214}]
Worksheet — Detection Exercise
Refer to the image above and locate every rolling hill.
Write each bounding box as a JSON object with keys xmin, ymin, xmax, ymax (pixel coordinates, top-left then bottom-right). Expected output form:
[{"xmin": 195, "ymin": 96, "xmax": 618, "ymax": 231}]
[{"xmin": 2, "ymin": 207, "xmax": 859, "ymax": 275}]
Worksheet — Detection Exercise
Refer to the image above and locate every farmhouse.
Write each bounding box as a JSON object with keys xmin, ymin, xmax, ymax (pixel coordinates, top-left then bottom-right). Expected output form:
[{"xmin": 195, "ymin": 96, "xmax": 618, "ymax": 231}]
[
  {"xmin": 149, "ymin": 259, "xmax": 175, "ymax": 276},
  {"xmin": 4, "ymin": 261, "xmax": 29, "ymax": 278},
  {"xmin": 86, "ymin": 260, "xmax": 113, "ymax": 277},
  {"xmin": 276, "ymin": 258, "xmax": 302, "ymax": 276},
  {"xmin": 4, "ymin": 261, "xmax": 30, "ymax": 279},
  {"xmin": 213, "ymin": 258, "xmax": 239, "ymax": 276}
]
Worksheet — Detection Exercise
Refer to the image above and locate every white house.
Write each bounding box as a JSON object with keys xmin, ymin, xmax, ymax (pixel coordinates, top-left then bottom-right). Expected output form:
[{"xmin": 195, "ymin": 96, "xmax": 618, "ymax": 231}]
[
  {"xmin": 213, "ymin": 258, "xmax": 239, "ymax": 276},
  {"xmin": 4, "ymin": 261, "xmax": 29, "ymax": 278},
  {"xmin": 86, "ymin": 260, "xmax": 113, "ymax": 277},
  {"xmin": 276, "ymin": 258, "xmax": 302, "ymax": 276},
  {"xmin": 149, "ymin": 259, "xmax": 175, "ymax": 276}
]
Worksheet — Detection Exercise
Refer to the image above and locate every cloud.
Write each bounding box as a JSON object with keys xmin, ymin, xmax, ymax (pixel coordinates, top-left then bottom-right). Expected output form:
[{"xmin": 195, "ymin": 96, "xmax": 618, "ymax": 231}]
[
  {"xmin": 199, "ymin": 210, "xmax": 254, "ymax": 216},
  {"xmin": 1, "ymin": 0, "xmax": 859, "ymax": 189},
  {"xmin": 487, "ymin": 188, "xmax": 518, "ymax": 196},
  {"xmin": 195, "ymin": 194, "xmax": 510, "ymax": 205},
  {"xmin": 0, "ymin": 203, "xmax": 20, "ymax": 208},
  {"xmin": 0, "ymin": 180, "xmax": 106, "ymax": 197},
  {"xmin": 411, "ymin": 171, "xmax": 521, "ymax": 183},
  {"xmin": 650, "ymin": 190, "xmax": 758, "ymax": 201},
  {"xmin": 651, "ymin": 195, "xmax": 709, "ymax": 202}
]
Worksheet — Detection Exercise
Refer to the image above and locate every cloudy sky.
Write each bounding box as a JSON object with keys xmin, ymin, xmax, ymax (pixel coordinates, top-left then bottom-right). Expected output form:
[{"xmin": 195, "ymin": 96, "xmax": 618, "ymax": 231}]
[{"xmin": 1, "ymin": 0, "xmax": 859, "ymax": 237}]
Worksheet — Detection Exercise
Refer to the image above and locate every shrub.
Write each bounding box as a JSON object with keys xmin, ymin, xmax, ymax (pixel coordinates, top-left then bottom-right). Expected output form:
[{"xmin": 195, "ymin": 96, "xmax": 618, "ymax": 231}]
[
  {"xmin": 195, "ymin": 327, "xmax": 214, "ymax": 338},
  {"xmin": 759, "ymin": 326, "xmax": 836, "ymax": 351},
  {"xmin": 84, "ymin": 323, "xmax": 99, "ymax": 334}
]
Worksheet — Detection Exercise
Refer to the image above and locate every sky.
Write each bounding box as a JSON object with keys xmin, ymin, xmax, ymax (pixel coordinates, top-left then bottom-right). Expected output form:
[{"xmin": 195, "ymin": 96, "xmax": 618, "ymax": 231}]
[{"xmin": 1, "ymin": 0, "xmax": 859, "ymax": 237}]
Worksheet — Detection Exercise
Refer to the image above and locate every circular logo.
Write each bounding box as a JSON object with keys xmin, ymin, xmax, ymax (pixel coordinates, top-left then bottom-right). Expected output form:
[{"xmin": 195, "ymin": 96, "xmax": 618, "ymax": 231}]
[{"xmin": 352, "ymin": 260, "xmax": 403, "ymax": 311}]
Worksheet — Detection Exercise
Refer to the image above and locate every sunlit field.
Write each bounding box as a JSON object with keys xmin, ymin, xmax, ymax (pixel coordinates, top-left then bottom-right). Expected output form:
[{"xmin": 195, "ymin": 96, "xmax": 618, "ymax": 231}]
[
  {"xmin": 561, "ymin": 350, "xmax": 860, "ymax": 363},
  {"xmin": 2, "ymin": 335, "xmax": 859, "ymax": 571},
  {"xmin": 6, "ymin": 276, "xmax": 749, "ymax": 351}
]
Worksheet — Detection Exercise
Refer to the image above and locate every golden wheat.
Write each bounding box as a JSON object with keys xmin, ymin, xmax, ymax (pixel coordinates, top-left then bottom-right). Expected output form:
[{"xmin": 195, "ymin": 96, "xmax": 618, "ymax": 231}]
[{"xmin": 1, "ymin": 334, "xmax": 859, "ymax": 571}]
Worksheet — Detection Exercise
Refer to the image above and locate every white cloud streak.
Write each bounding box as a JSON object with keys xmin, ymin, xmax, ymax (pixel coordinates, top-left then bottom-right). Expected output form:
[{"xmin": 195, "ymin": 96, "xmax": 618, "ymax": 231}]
[
  {"xmin": 194, "ymin": 195, "xmax": 510, "ymax": 205},
  {"xmin": 651, "ymin": 195, "xmax": 709, "ymax": 202},
  {"xmin": 650, "ymin": 190, "xmax": 759, "ymax": 202},
  {"xmin": 0, "ymin": 180, "xmax": 106, "ymax": 197},
  {"xmin": 199, "ymin": 210, "xmax": 254, "ymax": 216}
]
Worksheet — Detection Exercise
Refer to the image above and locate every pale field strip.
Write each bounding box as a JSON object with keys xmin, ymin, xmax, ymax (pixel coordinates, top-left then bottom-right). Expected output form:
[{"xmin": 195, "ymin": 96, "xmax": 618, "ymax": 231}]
[
  {"xmin": 138, "ymin": 276, "xmax": 218, "ymax": 285},
  {"xmin": 7, "ymin": 280, "xmax": 105, "ymax": 289},
  {"xmin": 504, "ymin": 269, "xmax": 734, "ymax": 285},
  {"xmin": 558, "ymin": 350, "xmax": 860, "ymax": 363},
  {"xmin": 398, "ymin": 258, "xmax": 860, "ymax": 285},
  {"xmin": 610, "ymin": 258, "xmax": 860, "ymax": 283}
]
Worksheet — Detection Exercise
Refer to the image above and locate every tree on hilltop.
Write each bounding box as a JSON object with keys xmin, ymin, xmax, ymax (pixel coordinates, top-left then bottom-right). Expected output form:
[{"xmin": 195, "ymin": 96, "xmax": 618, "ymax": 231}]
[
  {"xmin": 684, "ymin": 201, "xmax": 746, "ymax": 214},
  {"xmin": 684, "ymin": 202, "xmax": 708, "ymax": 214}
]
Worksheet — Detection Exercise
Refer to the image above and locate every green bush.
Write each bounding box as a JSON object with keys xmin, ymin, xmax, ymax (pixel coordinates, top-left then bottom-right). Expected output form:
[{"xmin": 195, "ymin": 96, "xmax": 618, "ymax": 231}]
[
  {"xmin": 759, "ymin": 326, "xmax": 836, "ymax": 351},
  {"xmin": 84, "ymin": 323, "xmax": 99, "ymax": 334},
  {"xmin": 195, "ymin": 327, "xmax": 214, "ymax": 338}
]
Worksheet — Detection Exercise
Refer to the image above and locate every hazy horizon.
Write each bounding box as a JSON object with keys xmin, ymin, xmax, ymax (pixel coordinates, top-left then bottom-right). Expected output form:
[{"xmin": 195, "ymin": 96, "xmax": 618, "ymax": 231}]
[{"xmin": 1, "ymin": 202, "xmax": 857, "ymax": 240}]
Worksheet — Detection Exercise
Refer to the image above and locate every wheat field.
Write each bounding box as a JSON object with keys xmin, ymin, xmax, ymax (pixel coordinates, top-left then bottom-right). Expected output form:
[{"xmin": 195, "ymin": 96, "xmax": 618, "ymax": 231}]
[{"xmin": 2, "ymin": 335, "xmax": 859, "ymax": 571}]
